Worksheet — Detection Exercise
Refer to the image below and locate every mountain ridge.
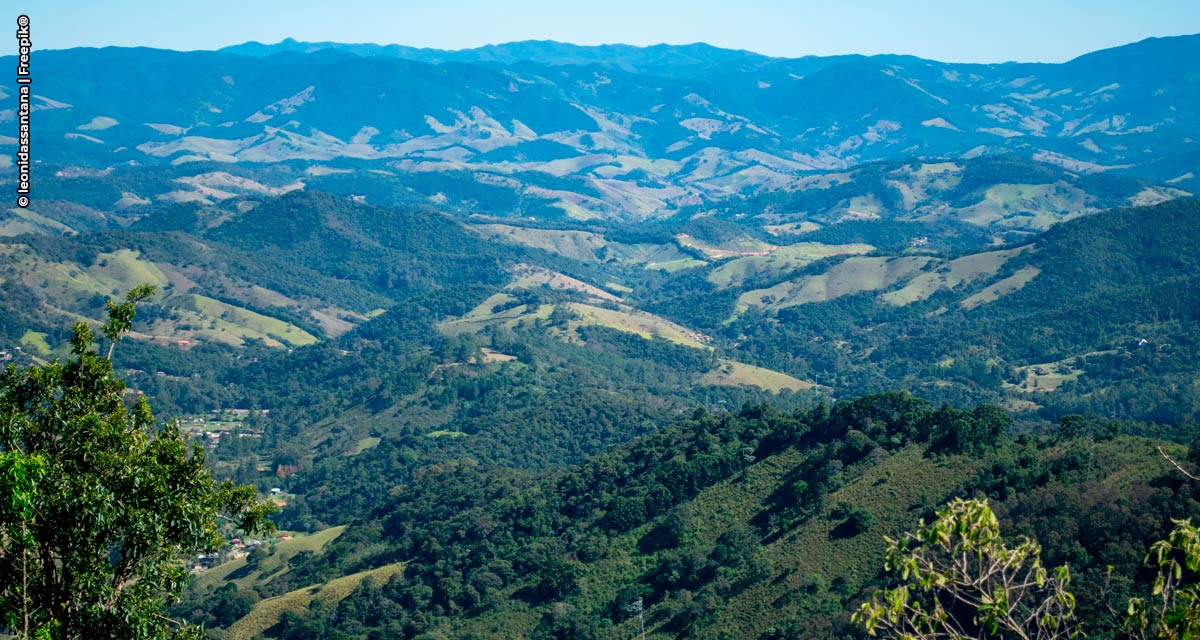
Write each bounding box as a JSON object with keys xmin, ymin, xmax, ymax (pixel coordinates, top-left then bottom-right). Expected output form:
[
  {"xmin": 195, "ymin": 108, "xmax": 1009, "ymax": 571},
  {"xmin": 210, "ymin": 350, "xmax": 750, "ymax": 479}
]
[
  {"xmin": 213, "ymin": 33, "xmax": 1200, "ymax": 68},
  {"xmin": 5, "ymin": 32, "xmax": 1197, "ymax": 219},
  {"xmin": 218, "ymin": 37, "xmax": 774, "ymax": 72}
]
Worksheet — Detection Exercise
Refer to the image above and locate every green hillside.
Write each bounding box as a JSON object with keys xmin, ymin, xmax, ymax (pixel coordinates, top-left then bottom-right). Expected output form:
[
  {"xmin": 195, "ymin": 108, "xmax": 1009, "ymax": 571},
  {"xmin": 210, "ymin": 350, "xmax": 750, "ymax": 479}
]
[
  {"xmin": 712, "ymin": 198, "xmax": 1200, "ymax": 424},
  {"xmin": 182, "ymin": 393, "xmax": 1195, "ymax": 639},
  {"xmin": 7, "ymin": 35, "xmax": 1200, "ymax": 640}
]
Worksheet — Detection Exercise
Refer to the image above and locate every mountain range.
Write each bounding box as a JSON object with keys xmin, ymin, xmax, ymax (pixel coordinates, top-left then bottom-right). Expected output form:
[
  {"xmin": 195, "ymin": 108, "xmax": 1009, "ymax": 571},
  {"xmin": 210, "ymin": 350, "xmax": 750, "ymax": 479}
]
[
  {"xmin": 3, "ymin": 35, "xmax": 1197, "ymax": 221},
  {"xmin": 2, "ymin": 33, "xmax": 1200, "ymax": 639}
]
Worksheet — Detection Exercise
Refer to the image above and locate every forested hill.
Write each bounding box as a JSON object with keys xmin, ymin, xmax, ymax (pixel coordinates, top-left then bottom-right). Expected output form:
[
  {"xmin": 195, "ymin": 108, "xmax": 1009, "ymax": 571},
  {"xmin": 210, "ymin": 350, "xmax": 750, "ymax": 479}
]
[
  {"xmin": 708, "ymin": 197, "xmax": 1200, "ymax": 424},
  {"xmin": 176, "ymin": 393, "xmax": 1200, "ymax": 639},
  {"xmin": 3, "ymin": 29, "xmax": 1200, "ymax": 640}
]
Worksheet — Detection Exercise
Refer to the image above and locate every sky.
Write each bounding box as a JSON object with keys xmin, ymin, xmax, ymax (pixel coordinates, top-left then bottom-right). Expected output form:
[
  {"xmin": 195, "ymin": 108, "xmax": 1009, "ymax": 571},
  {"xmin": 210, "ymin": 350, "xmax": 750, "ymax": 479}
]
[{"xmin": 15, "ymin": 0, "xmax": 1200, "ymax": 63}]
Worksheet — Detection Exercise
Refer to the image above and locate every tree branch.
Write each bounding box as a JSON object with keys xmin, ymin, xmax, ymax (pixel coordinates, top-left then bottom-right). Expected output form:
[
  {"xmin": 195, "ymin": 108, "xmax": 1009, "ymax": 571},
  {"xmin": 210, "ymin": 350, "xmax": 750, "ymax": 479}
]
[{"xmin": 1158, "ymin": 446, "xmax": 1200, "ymax": 481}]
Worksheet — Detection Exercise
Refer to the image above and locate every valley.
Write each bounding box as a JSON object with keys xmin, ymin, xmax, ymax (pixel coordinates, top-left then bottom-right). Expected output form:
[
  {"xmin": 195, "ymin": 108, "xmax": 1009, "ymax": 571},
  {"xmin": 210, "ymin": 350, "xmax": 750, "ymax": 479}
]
[{"xmin": 1, "ymin": 32, "xmax": 1199, "ymax": 640}]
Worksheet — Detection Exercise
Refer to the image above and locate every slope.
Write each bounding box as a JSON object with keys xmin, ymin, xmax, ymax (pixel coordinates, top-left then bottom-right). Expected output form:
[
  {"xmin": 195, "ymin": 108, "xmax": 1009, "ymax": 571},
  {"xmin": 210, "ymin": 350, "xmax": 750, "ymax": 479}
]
[
  {"xmin": 190, "ymin": 393, "xmax": 1193, "ymax": 639},
  {"xmin": 718, "ymin": 198, "xmax": 1200, "ymax": 423}
]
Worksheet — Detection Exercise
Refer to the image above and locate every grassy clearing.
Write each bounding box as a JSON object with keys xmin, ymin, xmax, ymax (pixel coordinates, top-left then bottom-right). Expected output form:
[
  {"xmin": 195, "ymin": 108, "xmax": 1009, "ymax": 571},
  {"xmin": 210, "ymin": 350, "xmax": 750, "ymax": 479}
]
[
  {"xmin": 708, "ymin": 242, "xmax": 874, "ymax": 289},
  {"xmin": 438, "ymin": 300, "xmax": 554, "ymax": 336},
  {"xmin": 427, "ymin": 430, "xmax": 469, "ymax": 438},
  {"xmin": 1004, "ymin": 350, "xmax": 1115, "ymax": 392},
  {"xmin": 351, "ymin": 436, "xmax": 381, "ymax": 455},
  {"xmin": 880, "ymin": 246, "xmax": 1028, "ymax": 306},
  {"xmin": 16, "ymin": 249, "xmax": 168, "ymax": 304},
  {"xmin": 508, "ymin": 265, "xmax": 621, "ymax": 301},
  {"xmin": 842, "ymin": 195, "xmax": 884, "ymax": 219},
  {"xmin": 908, "ymin": 161, "xmax": 961, "ymax": 179},
  {"xmin": 193, "ymin": 526, "xmax": 348, "ymax": 593},
  {"xmin": 473, "ymin": 224, "xmax": 609, "ymax": 262},
  {"xmin": 462, "ymin": 293, "xmax": 518, "ymax": 320},
  {"xmin": 19, "ymin": 331, "xmax": 51, "ymax": 356},
  {"xmin": 763, "ymin": 221, "xmax": 822, "ymax": 236},
  {"xmin": 228, "ymin": 562, "xmax": 404, "ymax": 640},
  {"xmin": 1129, "ymin": 186, "xmax": 1179, "ymax": 207},
  {"xmin": 897, "ymin": 161, "xmax": 963, "ymax": 196},
  {"xmin": 676, "ymin": 233, "xmax": 776, "ymax": 260},
  {"xmin": 565, "ymin": 303, "xmax": 709, "ymax": 349},
  {"xmin": 1002, "ymin": 398, "xmax": 1044, "ymax": 413},
  {"xmin": 605, "ymin": 241, "xmax": 693, "ymax": 267},
  {"xmin": 702, "ymin": 359, "xmax": 823, "ymax": 392},
  {"xmin": 645, "ymin": 257, "xmax": 707, "ymax": 272},
  {"xmin": 88, "ymin": 250, "xmax": 171, "ymax": 295},
  {"xmin": 1014, "ymin": 367, "xmax": 1080, "ymax": 392},
  {"xmin": 0, "ymin": 207, "xmax": 77, "ymax": 236},
  {"xmin": 441, "ymin": 294, "xmax": 713, "ymax": 352},
  {"xmin": 952, "ymin": 183, "xmax": 1089, "ymax": 230},
  {"xmin": 6, "ymin": 247, "xmax": 316, "ymax": 350},
  {"xmin": 480, "ymin": 348, "xmax": 517, "ymax": 363},
  {"xmin": 176, "ymin": 171, "xmax": 303, "ymax": 196},
  {"xmin": 960, "ymin": 266, "xmax": 1041, "ymax": 309},
  {"xmin": 739, "ymin": 256, "xmax": 932, "ymax": 312},
  {"xmin": 553, "ymin": 200, "xmax": 601, "ymax": 220},
  {"xmin": 186, "ymin": 295, "xmax": 318, "ymax": 347}
]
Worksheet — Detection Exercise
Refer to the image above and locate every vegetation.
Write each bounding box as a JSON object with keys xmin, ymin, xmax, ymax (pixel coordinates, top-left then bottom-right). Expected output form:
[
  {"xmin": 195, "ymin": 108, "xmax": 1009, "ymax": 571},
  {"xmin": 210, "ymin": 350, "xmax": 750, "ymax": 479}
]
[
  {"xmin": 162, "ymin": 388, "xmax": 1200, "ymax": 639},
  {"xmin": 855, "ymin": 498, "xmax": 1081, "ymax": 640},
  {"xmin": 0, "ymin": 288, "xmax": 274, "ymax": 639},
  {"xmin": 857, "ymin": 497, "xmax": 1200, "ymax": 640},
  {"xmin": 2, "ymin": 110, "xmax": 1199, "ymax": 639}
]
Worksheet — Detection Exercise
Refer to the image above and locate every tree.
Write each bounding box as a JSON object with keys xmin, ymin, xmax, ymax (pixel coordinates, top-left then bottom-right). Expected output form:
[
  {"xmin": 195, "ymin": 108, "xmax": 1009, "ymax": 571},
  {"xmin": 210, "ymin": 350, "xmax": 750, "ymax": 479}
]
[
  {"xmin": 855, "ymin": 497, "xmax": 1200, "ymax": 640},
  {"xmin": 1120, "ymin": 448, "xmax": 1200, "ymax": 639},
  {"xmin": 1055, "ymin": 415, "xmax": 1087, "ymax": 440},
  {"xmin": 1126, "ymin": 518, "xmax": 1200, "ymax": 640},
  {"xmin": 844, "ymin": 508, "xmax": 874, "ymax": 537},
  {"xmin": 853, "ymin": 498, "xmax": 1081, "ymax": 640},
  {"xmin": 0, "ymin": 286, "xmax": 274, "ymax": 639}
]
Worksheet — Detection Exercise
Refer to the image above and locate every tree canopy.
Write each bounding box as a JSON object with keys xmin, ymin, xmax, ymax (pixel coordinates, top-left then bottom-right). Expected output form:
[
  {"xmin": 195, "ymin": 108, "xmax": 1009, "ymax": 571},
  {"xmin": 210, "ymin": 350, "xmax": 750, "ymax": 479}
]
[{"xmin": 0, "ymin": 287, "xmax": 273, "ymax": 639}]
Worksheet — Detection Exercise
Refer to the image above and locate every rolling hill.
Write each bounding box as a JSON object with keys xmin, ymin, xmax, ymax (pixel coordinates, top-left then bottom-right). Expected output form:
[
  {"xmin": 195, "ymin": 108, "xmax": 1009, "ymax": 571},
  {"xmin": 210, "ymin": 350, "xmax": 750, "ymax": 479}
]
[
  {"xmin": 176, "ymin": 393, "xmax": 1198, "ymax": 639},
  {"xmin": 3, "ymin": 35, "xmax": 1198, "ymax": 226},
  {"xmin": 2, "ymin": 33, "xmax": 1200, "ymax": 640}
]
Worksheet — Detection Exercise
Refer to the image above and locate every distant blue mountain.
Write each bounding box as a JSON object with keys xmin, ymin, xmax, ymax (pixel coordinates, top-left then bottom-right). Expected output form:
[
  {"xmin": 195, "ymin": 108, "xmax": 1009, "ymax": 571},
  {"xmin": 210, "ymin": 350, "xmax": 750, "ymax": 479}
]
[
  {"xmin": 3, "ymin": 34, "xmax": 1197, "ymax": 203},
  {"xmin": 217, "ymin": 38, "xmax": 771, "ymax": 73}
]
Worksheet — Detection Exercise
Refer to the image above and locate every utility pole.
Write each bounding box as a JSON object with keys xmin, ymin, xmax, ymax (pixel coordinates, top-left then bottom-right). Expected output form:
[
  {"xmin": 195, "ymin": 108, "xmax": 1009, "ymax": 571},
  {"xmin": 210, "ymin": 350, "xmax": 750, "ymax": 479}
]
[{"xmin": 627, "ymin": 597, "xmax": 645, "ymax": 640}]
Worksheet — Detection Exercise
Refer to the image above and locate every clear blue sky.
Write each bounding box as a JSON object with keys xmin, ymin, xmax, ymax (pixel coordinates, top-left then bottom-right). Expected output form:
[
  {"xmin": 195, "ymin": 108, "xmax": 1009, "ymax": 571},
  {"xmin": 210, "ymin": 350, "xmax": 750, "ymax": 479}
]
[{"xmin": 17, "ymin": 0, "xmax": 1200, "ymax": 62}]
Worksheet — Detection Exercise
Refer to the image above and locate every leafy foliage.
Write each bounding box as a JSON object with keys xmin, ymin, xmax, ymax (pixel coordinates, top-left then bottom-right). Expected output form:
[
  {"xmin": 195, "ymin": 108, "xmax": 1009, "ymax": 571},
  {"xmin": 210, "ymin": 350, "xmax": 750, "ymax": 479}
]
[
  {"xmin": 0, "ymin": 289, "xmax": 273, "ymax": 639},
  {"xmin": 855, "ymin": 498, "xmax": 1081, "ymax": 640},
  {"xmin": 1128, "ymin": 518, "xmax": 1200, "ymax": 640}
]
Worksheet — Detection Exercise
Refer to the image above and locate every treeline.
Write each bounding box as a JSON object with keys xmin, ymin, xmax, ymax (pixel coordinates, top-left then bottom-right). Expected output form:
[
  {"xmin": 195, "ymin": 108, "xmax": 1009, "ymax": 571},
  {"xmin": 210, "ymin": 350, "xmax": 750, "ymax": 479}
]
[{"xmin": 182, "ymin": 392, "xmax": 1063, "ymax": 639}]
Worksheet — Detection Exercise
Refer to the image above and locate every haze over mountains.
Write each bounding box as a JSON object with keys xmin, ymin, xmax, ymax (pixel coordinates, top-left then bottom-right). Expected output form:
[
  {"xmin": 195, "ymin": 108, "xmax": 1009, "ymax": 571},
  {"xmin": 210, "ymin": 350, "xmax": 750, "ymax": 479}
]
[{"xmin": 4, "ymin": 34, "xmax": 1197, "ymax": 222}]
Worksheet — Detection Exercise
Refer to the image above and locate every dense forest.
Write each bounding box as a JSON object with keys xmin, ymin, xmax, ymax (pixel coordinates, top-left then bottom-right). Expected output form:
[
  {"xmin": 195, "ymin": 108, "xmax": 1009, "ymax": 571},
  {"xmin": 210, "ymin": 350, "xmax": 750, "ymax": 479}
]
[
  {"xmin": 174, "ymin": 393, "xmax": 1200, "ymax": 639},
  {"xmin": 3, "ymin": 147, "xmax": 1199, "ymax": 639}
]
